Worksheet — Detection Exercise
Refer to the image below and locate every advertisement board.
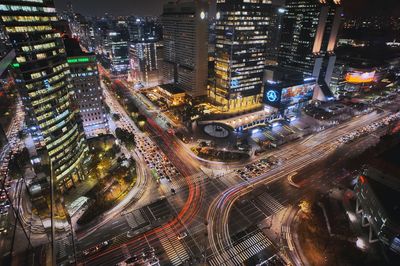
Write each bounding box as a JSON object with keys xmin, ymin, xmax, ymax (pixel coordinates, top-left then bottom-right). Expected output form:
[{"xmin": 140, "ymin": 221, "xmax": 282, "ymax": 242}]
[
  {"xmin": 280, "ymin": 83, "xmax": 315, "ymax": 106},
  {"xmin": 345, "ymin": 71, "xmax": 375, "ymax": 84},
  {"xmin": 263, "ymin": 88, "xmax": 281, "ymax": 107}
]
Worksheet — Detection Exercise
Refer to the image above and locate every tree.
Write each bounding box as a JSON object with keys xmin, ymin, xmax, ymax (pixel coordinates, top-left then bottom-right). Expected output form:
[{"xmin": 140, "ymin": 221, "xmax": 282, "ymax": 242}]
[
  {"xmin": 112, "ymin": 113, "xmax": 121, "ymax": 121},
  {"xmin": 115, "ymin": 128, "xmax": 135, "ymax": 149},
  {"xmin": 104, "ymin": 104, "xmax": 111, "ymax": 114},
  {"xmin": 127, "ymin": 100, "xmax": 139, "ymax": 114}
]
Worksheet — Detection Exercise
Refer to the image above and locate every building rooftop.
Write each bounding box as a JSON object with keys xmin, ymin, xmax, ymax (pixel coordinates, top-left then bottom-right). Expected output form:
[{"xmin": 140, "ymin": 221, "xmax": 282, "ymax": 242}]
[{"xmin": 158, "ymin": 84, "xmax": 185, "ymax": 95}]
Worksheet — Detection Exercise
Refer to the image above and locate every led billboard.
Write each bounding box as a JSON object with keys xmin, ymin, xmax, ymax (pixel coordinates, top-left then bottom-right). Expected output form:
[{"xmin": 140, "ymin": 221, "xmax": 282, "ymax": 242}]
[
  {"xmin": 280, "ymin": 83, "xmax": 315, "ymax": 106},
  {"xmin": 345, "ymin": 71, "xmax": 375, "ymax": 84}
]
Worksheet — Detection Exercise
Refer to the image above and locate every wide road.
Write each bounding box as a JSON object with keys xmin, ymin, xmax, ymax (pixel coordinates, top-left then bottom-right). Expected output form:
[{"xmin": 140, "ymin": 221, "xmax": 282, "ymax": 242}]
[
  {"xmin": 80, "ymin": 81, "xmax": 206, "ymax": 265},
  {"xmin": 206, "ymin": 109, "xmax": 393, "ymax": 265}
]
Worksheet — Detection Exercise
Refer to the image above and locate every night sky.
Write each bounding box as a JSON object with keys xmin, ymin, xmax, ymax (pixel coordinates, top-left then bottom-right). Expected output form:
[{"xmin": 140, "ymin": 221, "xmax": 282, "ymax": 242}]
[{"xmin": 53, "ymin": 0, "xmax": 400, "ymax": 17}]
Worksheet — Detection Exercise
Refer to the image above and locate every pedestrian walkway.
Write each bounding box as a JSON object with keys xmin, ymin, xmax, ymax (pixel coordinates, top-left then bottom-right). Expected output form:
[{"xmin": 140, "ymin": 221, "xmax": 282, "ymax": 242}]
[
  {"xmin": 255, "ymin": 192, "xmax": 285, "ymax": 216},
  {"xmin": 124, "ymin": 209, "xmax": 148, "ymax": 229},
  {"xmin": 208, "ymin": 230, "xmax": 272, "ymax": 266},
  {"xmin": 158, "ymin": 227, "xmax": 190, "ymax": 266}
]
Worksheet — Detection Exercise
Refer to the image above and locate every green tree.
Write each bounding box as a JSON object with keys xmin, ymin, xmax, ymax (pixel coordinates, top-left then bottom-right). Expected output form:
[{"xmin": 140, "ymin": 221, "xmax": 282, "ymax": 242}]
[{"xmin": 112, "ymin": 113, "xmax": 121, "ymax": 121}]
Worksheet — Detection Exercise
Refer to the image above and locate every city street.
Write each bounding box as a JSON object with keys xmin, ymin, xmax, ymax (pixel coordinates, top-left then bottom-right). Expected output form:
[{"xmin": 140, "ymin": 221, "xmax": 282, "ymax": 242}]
[{"xmin": 80, "ymin": 81, "xmax": 398, "ymax": 265}]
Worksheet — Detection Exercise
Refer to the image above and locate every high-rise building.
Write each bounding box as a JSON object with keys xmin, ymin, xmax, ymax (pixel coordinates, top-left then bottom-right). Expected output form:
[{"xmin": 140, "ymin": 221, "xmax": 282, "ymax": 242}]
[
  {"xmin": 64, "ymin": 38, "xmax": 109, "ymax": 138},
  {"xmin": 108, "ymin": 23, "xmax": 130, "ymax": 79},
  {"xmin": 0, "ymin": 0, "xmax": 88, "ymax": 191},
  {"xmin": 161, "ymin": 0, "xmax": 208, "ymax": 98},
  {"xmin": 277, "ymin": 0, "xmax": 343, "ymax": 84},
  {"xmin": 130, "ymin": 41, "xmax": 160, "ymax": 86},
  {"xmin": 209, "ymin": 0, "xmax": 273, "ymax": 113}
]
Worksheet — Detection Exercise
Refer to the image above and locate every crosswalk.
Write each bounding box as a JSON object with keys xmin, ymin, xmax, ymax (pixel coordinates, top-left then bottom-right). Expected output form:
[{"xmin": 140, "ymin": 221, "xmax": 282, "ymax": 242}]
[
  {"xmin": 158, "ymin": 227, "xmax": 190, "ymax": 266},
  {"xmin": 121, "ymin": 244, "xmax": 131, "ymax": 259},
  {"xmin": 256, "ymin": 192, "xmax": 285, "ymax": 215},
  {"xmin": 208, "ymin": 231, "xmax": 273, "ymax": 266},
  {"xmin": 124, "ymin": 209, "xmax": 148, "ymax": 229},
  {"xmin": 55, "ymin": 237, "xmax": 71, "ymax": 262},
  {"xmin": 164, "ymin": 172, "xmax": 207, "ymax": 194}
]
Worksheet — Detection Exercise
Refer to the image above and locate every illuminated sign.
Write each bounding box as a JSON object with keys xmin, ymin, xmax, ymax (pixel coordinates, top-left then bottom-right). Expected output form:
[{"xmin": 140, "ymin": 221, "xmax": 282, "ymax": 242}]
[
  {"xmin": 11, "ymin": 63, "xmax": 20, "ymax": 68},
  {"xmin": 231, "ymin": 79, "xmax": 239, "ymax": 88},
  {"xmin": 67, "ymin": 57, "xmax": 91, "ymax": 64},
  {"xmin": 43, "ymin": 79, "xmax": 51, "ymax": 89},
  {"xmin": 266, "ymin": 90, "xmax": 279, "ymax": 102},
  {"xmin": 200, "ymin": 11, "xmax": 206, "ymax": 20},
  {"xmin": 281, "ymin": 83, "xmax": 315, "ymax": 106},
  {"xmin": 345, "ymin": 71, "xmax": 375, "ymax": 84},
  {"xmin": 264, "ymin": 88, "xmax": 281, "ymax": 108}
]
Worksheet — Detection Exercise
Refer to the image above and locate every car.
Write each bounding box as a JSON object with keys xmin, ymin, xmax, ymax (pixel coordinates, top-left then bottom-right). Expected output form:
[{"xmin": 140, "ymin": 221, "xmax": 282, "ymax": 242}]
[
  {"xmin": 83, "ymin": 240, "xmax": 113, "ymax": 256},
  {"xmin": 177, "ymin": 232, "xmax": 187, "ymax": 240}
]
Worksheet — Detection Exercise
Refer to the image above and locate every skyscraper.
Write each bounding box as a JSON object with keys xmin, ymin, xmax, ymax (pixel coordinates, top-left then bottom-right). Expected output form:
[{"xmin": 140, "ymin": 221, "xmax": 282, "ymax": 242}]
[
  {"xmin": 161, "ymin": 0, "xmax": 208, "ymax": 98},
  {"xmin": 130, "ymin": 41, "xmax": 160, "ymax": 86},
  {"xmin": 209, "ymin": 0, "xmax": 273, "ymax": 113},
  {"xmin": 277, "ymin": 0, "xmax": 343, "ymax": 84},
  {"xmin": 64, "ymin": 38, "xmax": 109, "ymax": 138},
  {"xmin": 108, "ymin": 22, "xmax": 130, "ymax": 79},
  {"xmin": 0, "ymin": 0, "xmax": 88, "ymax": 191}
]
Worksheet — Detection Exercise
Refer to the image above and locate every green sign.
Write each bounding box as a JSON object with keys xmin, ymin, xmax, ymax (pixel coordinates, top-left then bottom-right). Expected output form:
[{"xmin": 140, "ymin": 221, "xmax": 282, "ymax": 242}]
[
  {"xmin": 67, "ymin": 57, "xmax": 91, "ymax": 64},
  {"xmin": 11, "ymin": 63, "xmax": 20, "ymax": 68}
]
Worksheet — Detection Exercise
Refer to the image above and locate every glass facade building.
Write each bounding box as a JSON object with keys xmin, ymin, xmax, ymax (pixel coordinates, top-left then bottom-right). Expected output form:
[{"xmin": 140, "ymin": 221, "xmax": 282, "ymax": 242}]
[
  {"xmin": 277, "ymin": 0, "xmax": 342, "ymax": 84},
  {"xmin": 0, "ymin": 0, "xmax": 88, "ymax": 191},
  {"xmin": 108, "ymin": 24, "xmax": 130, "ymax": 79},
  {"xmin": 209, "ymin": 0, "xmax": 273, "ymax": 113}
]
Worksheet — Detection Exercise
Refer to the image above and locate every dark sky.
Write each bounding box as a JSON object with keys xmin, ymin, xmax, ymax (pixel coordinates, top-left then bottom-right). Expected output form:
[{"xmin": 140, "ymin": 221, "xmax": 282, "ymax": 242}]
[
  {"xmin": 54, "ymin": 0, "xmax": 165, "ymax": 16},
  {"xmin": 54, "ymin": 0, "xmax": 400, "ymax": 17}
]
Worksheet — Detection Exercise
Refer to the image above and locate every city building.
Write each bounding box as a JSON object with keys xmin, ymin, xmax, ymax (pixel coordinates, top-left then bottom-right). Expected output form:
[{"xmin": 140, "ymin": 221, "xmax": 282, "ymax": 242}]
[
  {"xmin": 108, "ymin": 22, "xmax": 130, "ymax": 79},
  {"xmin": 263, "ymin": 69, "xmax": 319, "ymax": 118},
  {"xmin": 156, "ymin": 84, "xmax": 186, "ymax": 107},
  {"xmin": 330, "ymin": 46, "xmax": 400, "ymax": 95},
  {"xmin": 130, "ymin": 41, "xmax": 160, "ymax": 86},
  {"xmin": 354, "ymin": 167, "xmax": 400, "ymax": 255},
  {"xmin": 0, "ymin": 0, "xmax": 88, "ymax": 191},
  {"xmin": 161, "ymin": 0, "xmax": 208, "ymax": 98},
  {"xmin": 64, "ymin": 38, "xmax": 109, "ymax": 138},
  {"xmin": 277, "ymin": 0, "xmax": 343, "ymax": 85},
  {"xmin": 208, "ymin": 0, "xmax": 273, "ymax": 113}
]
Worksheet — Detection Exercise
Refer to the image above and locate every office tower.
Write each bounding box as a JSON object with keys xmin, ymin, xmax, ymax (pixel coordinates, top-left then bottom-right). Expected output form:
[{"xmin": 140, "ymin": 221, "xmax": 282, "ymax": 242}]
[
  {"xmin": 130, "ymin": 41, "xmax": 160, "ymax": 86},
  {"xmin": 161, "ymin": 0, "xmax": 208, "ymax": 98},
  {"xmin": 108, "ymin": 22, "xmax": 130, "ymax": 79},
  {"xmin": 277, "ymin": 0, "xmax": 343, "ymax": 84},
  {"xmin": 209, "ymin": 0, "xmax": 273, "ymax": 113},
  {"xmin": 64, "ymin": 38, "xmax": 109, "ymax": 138},
  {"xmin": 0, "ymin": 0, "xmax": 88, "ymax": 191}
]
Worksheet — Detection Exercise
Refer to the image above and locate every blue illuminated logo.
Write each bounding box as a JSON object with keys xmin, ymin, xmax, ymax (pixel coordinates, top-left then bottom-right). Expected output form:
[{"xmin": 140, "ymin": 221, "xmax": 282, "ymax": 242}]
[
  {"xmin": 231, "ymin": 79, "xmax": 239, "ymax": 88},
  {"xmin": 266, "ymin": 90, "xmax": 279, "ymax": 102}
]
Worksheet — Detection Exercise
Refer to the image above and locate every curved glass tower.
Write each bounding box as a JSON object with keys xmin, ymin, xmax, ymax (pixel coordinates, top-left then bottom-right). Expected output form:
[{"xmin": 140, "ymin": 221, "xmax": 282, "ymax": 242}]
[{"xmin": 0, "ymin": 0, "xmax": 88, "ymax": 191}]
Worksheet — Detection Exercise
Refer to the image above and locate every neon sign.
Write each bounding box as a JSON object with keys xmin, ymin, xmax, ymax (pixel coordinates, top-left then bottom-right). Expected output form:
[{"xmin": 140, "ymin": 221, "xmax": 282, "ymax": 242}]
[
  {"xmin": 345, "ymin": 71, "xmax": 375, "ymax": 84},
  {"xmin": 266, "ymin": 90, "xmax": 279, "ymax": 102}
]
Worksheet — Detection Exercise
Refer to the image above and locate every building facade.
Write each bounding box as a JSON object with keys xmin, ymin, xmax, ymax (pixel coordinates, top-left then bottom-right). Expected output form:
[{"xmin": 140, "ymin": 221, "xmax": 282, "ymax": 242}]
[
  {"xmin": 0, "ymin": 0, "xmax": 88, "ymax": 191},
  {"xmin": 130, "ymin": 41, "xmax": 160, "ymax": 86},
  {"xmin": 108, "ymin": 23, "xmax": 130, "ymax": 79},
  {"xmin": 64, "ymin": 38, "xmax": 109, "ymax": 138},
  {"xmin": 161, "ymin": 0, "xmax": 208, "ymax": 98},
  {"xmin": 354, "ymin": 168, "xmax": 400, "ymax": 255},
  {"xmin": 277, "ymin": 0, "xmax": 342, "ymax": 84},
  {"xmin": 209, "ymin": 0, "xmax": 273, "ymax": 113}
]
